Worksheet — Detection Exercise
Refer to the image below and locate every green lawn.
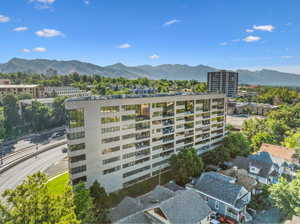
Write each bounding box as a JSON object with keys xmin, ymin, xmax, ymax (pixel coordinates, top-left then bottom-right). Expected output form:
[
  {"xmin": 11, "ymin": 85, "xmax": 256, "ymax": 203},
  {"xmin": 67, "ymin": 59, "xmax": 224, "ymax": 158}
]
[{"xmin": 47, "ymin": 172, "xmax": 70, "ymax": 196}]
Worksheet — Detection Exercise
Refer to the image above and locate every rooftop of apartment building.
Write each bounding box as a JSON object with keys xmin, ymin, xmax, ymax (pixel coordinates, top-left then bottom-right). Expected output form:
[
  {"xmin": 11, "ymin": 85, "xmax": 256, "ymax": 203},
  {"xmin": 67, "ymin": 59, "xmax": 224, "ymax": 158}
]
[
  {"xmin": 0, "ymin": 84, "xmax": 40, "ymax": 88},
  {"xmin": 65, "ymin": 92, "xmax": 225, "ymax": 103},
  {"xmin": 208, "ymin": 70, "xmax": 238, "ymax": 73}
]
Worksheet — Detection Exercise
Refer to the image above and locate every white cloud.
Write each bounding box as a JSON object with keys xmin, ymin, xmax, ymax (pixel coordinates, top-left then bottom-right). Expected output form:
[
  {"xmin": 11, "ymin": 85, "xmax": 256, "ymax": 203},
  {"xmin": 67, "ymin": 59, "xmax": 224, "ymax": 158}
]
[
  {"xmin": 13, "ymin": 26, "xmax": 28, "ymax": 32},
  {"xmin": 281, "ymin": 56, "xmax": 294, "ymax": 59},
  {"xmin": 149, "ymin": 54, "xmax": 160, "ymax": 60},
  {"xmin": 35, "ymin": 29, "xmax": 64, "ymax": 37},
  {"xmin": 21, "ymin": 48, "xmax": 31, "ymax": 53},
  {"xmin": 118, "ymin": 43, "xmax": 131, "ymax": 49},
  {"xmin": 219, "ymin": 42, "xmax": 228, "ymax": 46},
  {"xmin": 30, "ymin": 0, "xmax": 56, "ymax": 4},
  {"xmin": 253, "ymin": 25, "xmax": 275, "ymax": 32},
  {"xmin": 163, "ymin": 19, "xmax": 180, "ymax": 26},
  {"xmin": 246, "ymin": 29, "xmax": 254, "ymax": 33},
  {"xmin": 32, "ymin": 47, "xmax": 47, "ymax": 52},
  {"xmin": 0, "ymin": 15, "xmax": 10, "ymax": 23},
  {"xmin": 84, "ymin": 0, "xmax": 90, "ymax": 4},
  {"xmin": 243, "ymin": 35, "xmax": 261, "ymax": 42}
]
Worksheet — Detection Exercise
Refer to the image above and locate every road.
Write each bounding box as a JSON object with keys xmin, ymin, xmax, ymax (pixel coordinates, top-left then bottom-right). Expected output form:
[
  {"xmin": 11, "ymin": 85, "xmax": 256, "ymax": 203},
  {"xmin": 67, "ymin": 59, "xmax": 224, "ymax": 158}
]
[{"xmin": 0, "ymin": 144, "xmax": 67, "ymax": 194}]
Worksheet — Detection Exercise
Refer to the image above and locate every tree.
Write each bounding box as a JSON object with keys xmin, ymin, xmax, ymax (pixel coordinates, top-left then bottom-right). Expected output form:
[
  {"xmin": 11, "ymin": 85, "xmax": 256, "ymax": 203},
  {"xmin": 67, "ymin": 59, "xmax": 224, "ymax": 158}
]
[
  {"xmin": 223, "ymin": 132, "xmax": 251, "ymax": 157},
  {"xmin": 251, "ymin": 131, "xmax": 275, "ymax": 151},
  {"xmin": 170, "ymin": 148, "xmax": 204, "ymax": 185},
  {"xmin": 282, "ymin": 130, "xmax": 300, "ymax": 148},
  {"xmin": 52, "ymin": 96, "xmax": 67, "ymax": 126},
  {"xmin": 3, "ymin": 95, "xmax": 21, "ymax": 136},
  {"xmin": 89, "ymin": 180, "xmax": 110, "ymax": 223},
  {"xmin": 23, "ymin": 101, "xmax": 52, "ymax": 131},
  {"xmin": 0, "ymin": 172, "xmax": 79, "ymax": 224},
  {"xmin": 73, "ymin": 182, "xmax": 96, "ymax": 224},
  {"xmin": 269, "ymin": 172, "xmax": 300, "ymax": 218}
]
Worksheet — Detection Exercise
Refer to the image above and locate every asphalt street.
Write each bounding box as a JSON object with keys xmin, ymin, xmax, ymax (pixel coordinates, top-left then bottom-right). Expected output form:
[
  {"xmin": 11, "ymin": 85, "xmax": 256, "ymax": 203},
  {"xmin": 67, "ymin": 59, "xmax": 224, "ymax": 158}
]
[{"xmin": 0, "ymin": 144, "xmax": 67, "ymax": 194}]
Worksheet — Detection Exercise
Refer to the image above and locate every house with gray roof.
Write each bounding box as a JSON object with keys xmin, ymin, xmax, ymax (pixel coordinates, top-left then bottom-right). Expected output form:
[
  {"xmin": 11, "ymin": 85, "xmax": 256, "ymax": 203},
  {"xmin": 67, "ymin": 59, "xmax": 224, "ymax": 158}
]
[
  {"xmin": 110, "ymin": 185, "xmax": 212, "ymax": 224},
  {"xmin": 187, "ymin": 172, "xmax": 252, "ymax": 223},
  {"xmin": 231, "ymin": 156, "xmax": 281, "ymax": 184}
]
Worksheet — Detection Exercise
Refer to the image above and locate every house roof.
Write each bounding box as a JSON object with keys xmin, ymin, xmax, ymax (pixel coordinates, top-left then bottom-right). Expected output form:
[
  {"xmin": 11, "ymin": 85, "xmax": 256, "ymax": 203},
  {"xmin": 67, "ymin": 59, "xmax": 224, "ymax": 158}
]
[
  {"xmin": 159, "ymin": 190, "xmax": 212, "ymax": 224},
  {"xmin": 231, "ymin": 156, "xmax": 273, "ymax": 178},
  {"xmin": 110, "ymin": 186, "xmax": 211, "ymax": 224},
  {"xmin": 164, "ymin": 182, "xmax": 185, "ymax": 192},
  {"xmin": 193, "ymin": 172, "xmax": 248, "ymax": 208},
  {"xmin": 260, "ymin": 143, "xmax": 296, "ymax": 163},
  {"xmin": 220, "ymin": 168, "xmax": 257, "ymax": 192}
]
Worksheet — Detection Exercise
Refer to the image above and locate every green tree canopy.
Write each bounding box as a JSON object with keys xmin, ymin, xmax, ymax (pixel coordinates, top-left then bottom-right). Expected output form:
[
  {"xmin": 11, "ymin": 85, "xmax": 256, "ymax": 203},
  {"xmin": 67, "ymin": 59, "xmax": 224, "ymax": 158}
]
[
  {"xmin": 0, "ymin": 172, "xmax": 79, "ymax": 224},
  {"xmin": 89, "ymin": 180, "xmax": 110, "ymax": 223},
  {"xmin": 170, "ymin": 148, "xmax": 204, "ymax": 185},
  {"xmin": 73, "ymin": 182, "xmax": 96, "ymax": 224},
  {"xmin": 269, "ymin": 172, "xmax": 300, "ymax": 218}
]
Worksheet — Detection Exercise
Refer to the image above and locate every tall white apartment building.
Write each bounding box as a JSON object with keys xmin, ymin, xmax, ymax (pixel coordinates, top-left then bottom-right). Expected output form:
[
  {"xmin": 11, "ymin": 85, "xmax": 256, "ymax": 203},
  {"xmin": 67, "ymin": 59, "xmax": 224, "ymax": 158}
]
[
  {"xmin": 208, "ymin": 70, "xmax": 239, "ymax": 98},
  {"xmin": 65, "ymin": 93, "xmax": 226, "ymax": 193}
]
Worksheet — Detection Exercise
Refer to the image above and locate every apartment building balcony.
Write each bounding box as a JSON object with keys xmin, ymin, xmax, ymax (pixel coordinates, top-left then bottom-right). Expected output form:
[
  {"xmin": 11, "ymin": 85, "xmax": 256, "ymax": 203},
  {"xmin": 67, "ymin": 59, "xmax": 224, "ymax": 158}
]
[
  {"xmin": 152, "ymin": 107, "xmax": 162, "ymax": 112},
  {"xmin": 176, "ymin": 104, "xmax": 185, "ymax": 110}
]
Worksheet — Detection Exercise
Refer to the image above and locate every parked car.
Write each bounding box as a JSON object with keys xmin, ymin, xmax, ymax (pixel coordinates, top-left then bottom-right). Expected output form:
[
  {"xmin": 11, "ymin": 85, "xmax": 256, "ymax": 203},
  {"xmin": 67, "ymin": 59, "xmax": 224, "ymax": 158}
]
[
  {"xmin": 62, "ymin": 147, "xmax": 68, "ymax": 153},
  {"xmin": 50, "ymin": 132, "xmax": 65, "ymax": 139}
]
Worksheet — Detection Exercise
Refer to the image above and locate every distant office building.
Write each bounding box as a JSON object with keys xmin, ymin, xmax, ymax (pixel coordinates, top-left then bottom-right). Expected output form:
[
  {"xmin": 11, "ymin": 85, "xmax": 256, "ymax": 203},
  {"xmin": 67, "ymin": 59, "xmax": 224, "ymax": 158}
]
[
  {"xmin": 65, "ymin": 92, "xmax": 226, "ymax": 192},
  {"xmin": 207, "ymin": 70, "xmax": 239, "ymax": 97},
  {"xmin": 0, "ymin": 79, "xmax": 11, "ymax": 85},
  {"xmin": 43, "ymin": 86, "xmax": 90, "ymax": 98},
  {"xmin": 0, "ymin": 84, "xmax": 42, "ymax": 99}
]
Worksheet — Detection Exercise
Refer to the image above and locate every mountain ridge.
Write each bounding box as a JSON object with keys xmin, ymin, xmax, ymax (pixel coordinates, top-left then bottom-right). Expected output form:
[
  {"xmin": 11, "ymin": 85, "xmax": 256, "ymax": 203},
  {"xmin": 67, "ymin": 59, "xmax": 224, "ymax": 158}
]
[{"xmin": 0, "ymin": 58, "xmax": 300, "ymax": 86}]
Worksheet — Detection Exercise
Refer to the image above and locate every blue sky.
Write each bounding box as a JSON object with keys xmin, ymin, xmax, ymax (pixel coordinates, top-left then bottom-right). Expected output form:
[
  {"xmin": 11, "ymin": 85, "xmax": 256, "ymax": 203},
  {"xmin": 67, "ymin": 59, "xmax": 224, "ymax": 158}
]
[{"xmin": 1, "ymin": 0, "xmax": 300, "ymax": 73}]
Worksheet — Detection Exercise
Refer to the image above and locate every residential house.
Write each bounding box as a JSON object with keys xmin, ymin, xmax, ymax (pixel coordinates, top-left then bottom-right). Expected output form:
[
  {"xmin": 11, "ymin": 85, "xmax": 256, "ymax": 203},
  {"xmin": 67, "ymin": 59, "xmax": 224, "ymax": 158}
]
[
  {"xmin": 187, "ymin": 172, "xmax": 252, "ymax": 223},
  {"xmin": 220, "ymin": 168, "xmax": 259, "ymax": 195},
  {"xmin": 257, "ymin": 143, "xmax": 300, "ymax": 177},
  {"xmin": 110, "ymin": 185, "xmax": 212, "ymax": 224},
  {"xmin": 231, "ymin": 156, "xmax": 280, "ymax": 184}
]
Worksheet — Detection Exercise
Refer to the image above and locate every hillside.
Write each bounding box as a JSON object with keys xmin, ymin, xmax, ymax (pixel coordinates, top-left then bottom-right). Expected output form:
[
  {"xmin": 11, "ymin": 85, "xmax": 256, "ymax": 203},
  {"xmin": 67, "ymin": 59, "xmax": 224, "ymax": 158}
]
[{"xmin": 1, "ymin": 58, "xmax": 300, "ymax": 86}]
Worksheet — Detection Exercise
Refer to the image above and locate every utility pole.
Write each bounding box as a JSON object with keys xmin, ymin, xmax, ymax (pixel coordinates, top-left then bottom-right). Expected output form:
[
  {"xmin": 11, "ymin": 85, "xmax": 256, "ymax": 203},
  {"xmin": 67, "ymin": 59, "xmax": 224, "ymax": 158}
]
[
  {"xmin": 35, "ymin": 144, "xmax": 38, "ymax": 158},
  {"xmin": 0, "ymin": 140, "xmax": 3, "ymax": 165}
]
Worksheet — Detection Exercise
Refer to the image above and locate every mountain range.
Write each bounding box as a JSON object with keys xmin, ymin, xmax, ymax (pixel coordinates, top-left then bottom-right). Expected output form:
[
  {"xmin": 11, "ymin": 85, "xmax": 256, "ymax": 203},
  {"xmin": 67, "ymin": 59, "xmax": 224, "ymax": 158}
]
[{"xmin": 1, "ymin": 58, "xmax": 300, "ymax": 86}]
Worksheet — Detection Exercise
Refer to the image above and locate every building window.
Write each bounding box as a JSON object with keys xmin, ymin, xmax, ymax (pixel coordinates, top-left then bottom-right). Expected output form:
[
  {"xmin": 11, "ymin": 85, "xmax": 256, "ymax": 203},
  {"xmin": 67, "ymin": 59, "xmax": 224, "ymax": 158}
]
[
  {"xmin": 67, "ymin": 131, "xmax": 85, "ymax": 140},
  {"xmin": 103, "ymin": 166, "xmax": 121, "ymax": 175},
  {"xmin": 100, "ymin": 106, "xmax": 119, "ymax": 112},
  {"xmin": 72, "ymin": 176, "xmax": 87, "ymax": 185},
  {"xmin": 102, "ymin": 146, "xmax": 120, "ymax": 155},
  {"xmin": 101, "ymin": 116, "xmax": 120, "ymax": 124},
  {"xmin": 215, "ymin": 201, "xmax": 219, "ymax": 210},
  {"xmin": 123, "ymin": 165, "xmax": 151, "ymax": 178},
  {"xmin": 67, "ymin": 108, "xmax": 84, "ymax": 128},
  {"xmin": 102, "ymin": 156, "xmax": 120, "ymax": 165},
  {"xmin": 71, "ymin": 165, "xmax": 86, "ymax": 174},
  {"xmin": 101, "ymin": 126, "xmax": 120, "ymax": 134},
  {"xmin": 69, "ymin": 143, "xmax": 85, "ymax": 152},
  {"xmin": 102, "ymin": 136, "xmax": 120, "ymax": 144},
  {"xmin": 70, "ymin": 154, "xmax": 86, "ymax": 163}
]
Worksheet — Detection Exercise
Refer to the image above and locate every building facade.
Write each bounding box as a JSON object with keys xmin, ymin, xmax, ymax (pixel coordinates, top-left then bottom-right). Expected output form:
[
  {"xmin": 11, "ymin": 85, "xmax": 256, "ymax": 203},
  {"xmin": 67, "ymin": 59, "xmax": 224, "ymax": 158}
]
[
  {"xmin": 0, "ymin": 84, "xmax": 42, "ymax": 99},
  {"xmin": 208, "ymin": 70, "xmax": 239, "ymax": 97},
  {"xmin": 65, "ymin": 93, "xmax": 226, "ymax": 192},
  {"xmin": 43, "ymin": 86, "xmax": 90, "ymax": 98}
]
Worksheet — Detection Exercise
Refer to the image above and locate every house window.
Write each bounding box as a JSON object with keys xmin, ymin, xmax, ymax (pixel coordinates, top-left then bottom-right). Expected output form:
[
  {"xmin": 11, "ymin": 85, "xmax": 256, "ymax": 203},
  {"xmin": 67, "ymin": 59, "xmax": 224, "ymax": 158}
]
[{"xmin": 215, "ymin": 201, "xmax": 219, "ymax": 210}]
